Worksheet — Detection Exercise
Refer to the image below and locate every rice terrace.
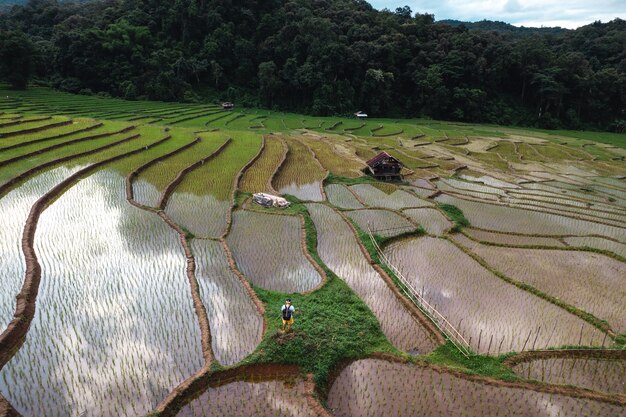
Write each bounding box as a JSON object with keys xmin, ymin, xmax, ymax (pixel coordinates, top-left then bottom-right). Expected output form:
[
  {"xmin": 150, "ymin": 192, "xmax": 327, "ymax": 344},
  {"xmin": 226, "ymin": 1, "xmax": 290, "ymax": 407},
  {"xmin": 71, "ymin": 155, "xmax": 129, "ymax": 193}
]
[{"xmin": 0, "ymin": 84, "xmax": 623, "ymax": 417}]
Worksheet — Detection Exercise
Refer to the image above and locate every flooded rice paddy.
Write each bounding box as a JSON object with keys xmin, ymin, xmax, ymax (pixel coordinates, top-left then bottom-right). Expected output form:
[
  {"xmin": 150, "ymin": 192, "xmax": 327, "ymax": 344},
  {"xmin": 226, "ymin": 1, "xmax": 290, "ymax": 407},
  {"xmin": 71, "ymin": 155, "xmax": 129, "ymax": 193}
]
[
  {"xmin": 227, "ymin": 211, "xmax": 322, "ymax": 293},
  {"xmin": 346, "ymin": 209, "xmax": 416, "ymax": 237},
  {"xmin": 0, "ymin": 166, "xmax": 84, "ymax": 332},
  {"xmin": 455, "ymin": 234, "xmax": 626, "ymax": 333},
  {"xmin": 513, "ymin": 357, "xmax": 626, "ymax": 395},
  {"xmin": 191, "ymin": 239, "xmax": 263, "ymax": 366},
  {"xmin": 328, "ymin": 359, "xmax": 625, "ymax": 417},
  {"xmin": 306, "ymin": 203, "xmax": 438, "ymax": 354},
  {"xmin": 383, "ymin": 236, "xmax": 605, "ymax": 354},
  {"xmin": 178, "ymin": 378, "xmax": 315, "ymax": 417},
  {"xmin": 0, "ymin": 170, "xmax": 203, "ymax": 417}
]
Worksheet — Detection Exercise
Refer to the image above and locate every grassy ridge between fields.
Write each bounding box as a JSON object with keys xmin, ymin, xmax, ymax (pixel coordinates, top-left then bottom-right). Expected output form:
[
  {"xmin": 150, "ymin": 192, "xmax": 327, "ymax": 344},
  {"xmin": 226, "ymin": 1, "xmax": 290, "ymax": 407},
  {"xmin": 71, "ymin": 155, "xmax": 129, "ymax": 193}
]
[{"xmin": 240, "ymin": 196, "xmax": 400, "ymax": 389}]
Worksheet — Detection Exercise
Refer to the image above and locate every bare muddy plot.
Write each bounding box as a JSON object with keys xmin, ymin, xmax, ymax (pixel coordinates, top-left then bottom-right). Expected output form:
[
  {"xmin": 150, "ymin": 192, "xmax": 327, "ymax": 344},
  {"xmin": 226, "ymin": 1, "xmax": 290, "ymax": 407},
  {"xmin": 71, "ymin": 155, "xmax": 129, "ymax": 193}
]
[
  {"xmin": 463, "ymin": 228, "xmax": 565, "ymax": 247},
  {"xmin": 227, "ymin": 211, "xmax": 322, "ymax": 293},
  {"xmin": 383, "ymin": 237, "xmax": 604, "ymax": 354},
  {"xmin": 350, "ymin": 184, "xmax": 431, "ymax": 210},
  {"xmin": 0, "ymin": 166, "xmax": 85, "ymax": 332},
  {"xmin": 0, "ymin": 170, "xmax": 203, "ymax": 417},
  {"xmin": 564, "ymin": 236, "xmax": 626, "ymax": 259},
  {"xmin": 454, "ymin": 234, "xmax": 626, "ymax": 333},
  {"xmin": 177, "ymin": 378, "xmax": 315, "ymax": 417},
  {"xmin": 273, "ymin": 138, "xmax": 326, "ymax": 201},
  {"xmin": 191, "ymin": 240, "xmax": 263, "ymax": 365},
  {"xmin": 325, "ymin": 183, "xmax": 364, "ymax": 209},
  {"xmin": 403, "ymin": 208, "xmax": 452, "ymax": 236},
  {"xmin": 328, "ymin": 359, "xmax": 625, "ymax": 417},
  {"xmin": 513, "ymin": 357, "xmax": 626, "ymax": 395},
  {"xmin": 436, "ymin": 194, "xmax": 626, "ymax": 242},
  {"xmin": 306, "ymin": 203, "xmax": 438, "ymax": 354},
  {"xmin": 346, "ymin": 209, "xmax": 416, "ymax": 237}
]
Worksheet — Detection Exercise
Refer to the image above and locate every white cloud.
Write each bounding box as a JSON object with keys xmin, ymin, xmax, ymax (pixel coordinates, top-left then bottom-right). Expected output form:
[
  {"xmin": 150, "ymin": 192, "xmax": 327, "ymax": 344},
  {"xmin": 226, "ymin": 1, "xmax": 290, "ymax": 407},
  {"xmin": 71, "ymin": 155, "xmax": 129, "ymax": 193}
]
[{"xmin": 370, "ymin": 0, "xmax": 626, "ymax": 28}]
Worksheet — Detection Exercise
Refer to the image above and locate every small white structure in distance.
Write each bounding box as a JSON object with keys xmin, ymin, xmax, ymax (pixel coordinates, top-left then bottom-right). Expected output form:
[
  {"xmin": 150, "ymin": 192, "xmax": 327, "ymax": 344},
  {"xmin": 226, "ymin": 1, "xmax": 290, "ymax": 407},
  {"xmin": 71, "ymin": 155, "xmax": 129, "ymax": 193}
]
[
  {"xmin": 354, "ymin": 111, "xmax": 368, "ymax": 119},
  {"xmin": 253, "ymin": 193, "xmax": 291, "ymax": 208}
]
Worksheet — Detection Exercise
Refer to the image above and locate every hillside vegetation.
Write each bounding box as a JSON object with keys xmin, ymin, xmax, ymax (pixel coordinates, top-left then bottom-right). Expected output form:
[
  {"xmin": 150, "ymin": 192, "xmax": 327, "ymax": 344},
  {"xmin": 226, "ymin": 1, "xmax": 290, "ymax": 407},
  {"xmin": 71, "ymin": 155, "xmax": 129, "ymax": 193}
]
[{"xmin": 0, "ymin": 0, "xmax": 624, "ymax": 132}]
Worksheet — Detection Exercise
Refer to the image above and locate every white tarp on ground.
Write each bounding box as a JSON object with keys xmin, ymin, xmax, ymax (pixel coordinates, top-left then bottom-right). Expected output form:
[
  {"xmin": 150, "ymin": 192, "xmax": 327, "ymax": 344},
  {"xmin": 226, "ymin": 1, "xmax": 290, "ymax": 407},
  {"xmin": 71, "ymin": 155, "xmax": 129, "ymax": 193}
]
[{"xmin": 252, "ymin": 193, "xmax": 290, "ymax": 208}]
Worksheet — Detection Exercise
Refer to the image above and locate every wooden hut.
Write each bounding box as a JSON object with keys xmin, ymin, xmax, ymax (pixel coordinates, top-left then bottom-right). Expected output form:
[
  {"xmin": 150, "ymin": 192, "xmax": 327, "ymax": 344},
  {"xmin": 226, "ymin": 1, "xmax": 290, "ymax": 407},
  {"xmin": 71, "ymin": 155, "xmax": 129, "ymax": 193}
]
[{"xmin": 364, "ymin": 151, "xmax": 403, "ymax": 181}]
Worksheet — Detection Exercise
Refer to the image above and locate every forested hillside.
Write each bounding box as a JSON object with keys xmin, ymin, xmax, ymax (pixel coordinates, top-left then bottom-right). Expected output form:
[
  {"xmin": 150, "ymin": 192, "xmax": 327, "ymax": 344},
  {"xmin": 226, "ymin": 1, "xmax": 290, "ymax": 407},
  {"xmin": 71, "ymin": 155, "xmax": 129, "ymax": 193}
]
[{"xmin": 0, "ymin": 0, "xmax": 624, "ymax": 131}]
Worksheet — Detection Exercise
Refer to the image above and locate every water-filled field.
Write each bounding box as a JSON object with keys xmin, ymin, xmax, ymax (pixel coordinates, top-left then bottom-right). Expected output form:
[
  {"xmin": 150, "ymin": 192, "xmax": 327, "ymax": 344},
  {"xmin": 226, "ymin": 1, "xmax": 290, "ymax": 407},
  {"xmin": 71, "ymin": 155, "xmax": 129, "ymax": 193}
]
[{"xmin": 1, "ymin": 88, "xmax": 625, "ymax": 416}]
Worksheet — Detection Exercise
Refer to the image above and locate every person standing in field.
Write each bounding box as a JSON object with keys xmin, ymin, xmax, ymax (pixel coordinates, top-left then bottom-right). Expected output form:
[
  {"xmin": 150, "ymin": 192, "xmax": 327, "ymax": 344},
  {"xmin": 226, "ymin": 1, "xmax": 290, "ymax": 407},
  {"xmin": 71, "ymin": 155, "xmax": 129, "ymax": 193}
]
[{"xmin": 281, "ymin": 299, "xmax": 296, "ymax": 332}]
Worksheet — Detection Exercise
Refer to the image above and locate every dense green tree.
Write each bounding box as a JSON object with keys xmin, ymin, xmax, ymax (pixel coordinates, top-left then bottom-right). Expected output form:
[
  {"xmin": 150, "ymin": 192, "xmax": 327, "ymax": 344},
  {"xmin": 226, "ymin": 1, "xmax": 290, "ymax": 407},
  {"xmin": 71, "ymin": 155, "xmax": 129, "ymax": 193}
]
[
  {"xmin": 0, "ymin": 29, "xmax": 35, "ymax": 89},
  {"xmin": 0, "ymin": 0, "xmax": 623, "ymax": 131}
]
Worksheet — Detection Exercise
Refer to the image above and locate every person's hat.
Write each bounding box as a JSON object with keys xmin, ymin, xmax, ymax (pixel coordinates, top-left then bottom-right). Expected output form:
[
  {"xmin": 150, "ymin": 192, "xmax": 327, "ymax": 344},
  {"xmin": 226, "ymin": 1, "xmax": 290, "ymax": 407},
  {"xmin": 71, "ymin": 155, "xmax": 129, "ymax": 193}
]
[{"xmin": 286, "ymin": 298, "xmax": 292, "ymax": 303}]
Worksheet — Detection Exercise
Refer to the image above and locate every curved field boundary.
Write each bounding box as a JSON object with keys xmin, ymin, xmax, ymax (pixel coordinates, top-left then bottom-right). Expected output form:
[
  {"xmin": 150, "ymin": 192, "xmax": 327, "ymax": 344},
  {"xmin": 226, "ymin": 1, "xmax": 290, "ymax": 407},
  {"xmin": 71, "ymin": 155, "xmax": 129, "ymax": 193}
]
[
  {"xmin": 0, "ymin": 132, "xmax": 150, "ymax": 199},
  {"xmin": 503, "ymin": 348, "xmax": 626, "ymax": 368},
  {"xmin": 203, "ymin": 112, "xmax": 232, "ymax": 127},
  {"xmin": 0, "ymin": 122, "xmax": 104, "ymax": 152},
  {"xmin": 168, "ymin": 110, "xmax": 223, "ymax": 125},
  {"xmin": 267, "ymin": 136, "xmax": 288, "ymax": 195},
  {"xmin": 126, "ymin": 138, "xmax": 201, "ymax": 196},
  {"xmin": 372, "ymin": 129, "xmax": 404, "ymax": 138},
  {"xmin": 125, "ymin": 139, "xmax": 216, "ymax": 367},
  {"xmin": 0, "ymin": 120, "xmax": 72, "ymax": 138},
  {"xmin": 0, "ymin": 129, "xmax": 139, "ymax": 168},
  {"xmin": 0, "ymin": 396, "xmax": 21, "ymax": 417},
  {"xmin": 224, "ymin": 114, "xmax": 246, "ymax": 126},
  {"xmin": 448, "ymin": 236, "xmax": 617, "ymax": 339},
  {"xmin": 154, "ymin": 363, "xmax": 319, "ymax": 417},
  {"xmin": 343, "ymin": 123, "xmax": 366, "ymax": 132},
  {"xmin": 218, "ymin": 238, "xmax": 267, "ymax": 325},
  {"xmin": 329, "ymin": 353, "xmax": 626, "ymax": 408},
  {"xmin": 296, "ymin": 137, "xmax": 329, "ymax": 201},
  {"xmin": 0, "ymin": 137, "xmax": 169, "ymax": 370},
  {"xmin": 439, "ymin": 191, "xmax": 626, "ymax": 234},
  {"xmin": 334, "ymin": 207, "xmax": 446, "ymax": 346},
  {"xmin": 157, "ymin": 138, "xmax": 232, "ymax": 210},
  {"xmin": 0, "ymin": 116, "xmax": 50, "ymax": 128},
  {"xmin": 298, "ymin": 214, "xmax": 328, "ymax": 293},
  {"xmin": 325, "ymin": 121, "xmax": 343, "ymax": 131},
  {"xmin": 221, "ymin": 136, "xmax": 268, "ymax": 238}
]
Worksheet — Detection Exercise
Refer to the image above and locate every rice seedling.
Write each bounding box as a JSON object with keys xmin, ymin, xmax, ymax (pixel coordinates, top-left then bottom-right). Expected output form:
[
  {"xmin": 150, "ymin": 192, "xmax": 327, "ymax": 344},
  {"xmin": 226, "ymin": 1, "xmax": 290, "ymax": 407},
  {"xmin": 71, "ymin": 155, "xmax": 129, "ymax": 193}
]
[
  {"xmin": 383, "ymin": 236, "xmax": 605, "ymax": 354},
  {"xmin": 435, "ymin": 194, "xmax": 626, "ymax": 242},
  {"xmin": 325, "ymin": 184, "xmax": 365, "ymax": 209},
  {"xmin": 350, "ymin": 184, "xmax": 431, "ymax": 210},
  {"xmin": 0, "ymin": 116, "xmax": 71, "ymax": 136},
  {"xmin": 0, "ymin": 170, "xmax": 203, "ymax": 417},
  {"xmin": 513, "ymin": 357, "xmax": 626, "ymax": 395},
  {"xmin": 327, "ymin": 359, "xmax": 625, "ymax": 417},
  {"xmin": 191, "ymin": 240, "xmax": 263, "ymax": 365},
  {"xmin": 0, "ymin": 166, "xmax": 87, "ymax": 333},
  {"xmin": 227, "ymin": 211, "xmax": 323, "ymax": 293},
  {"xmin": 0, "ymin": 129, "xmax": 141, "ymax": 187},
  {"xmin": 306, "ymin": 203, "xmax": 439, "ymax": 354},
  {"xmin": 239, "ymin": 135, "xmax": 286, "ymax": 194},
  {"xmin": 165, "ymin": 132, "xmax": 261, "ymax": 237},
  {"xmin": 178, "ymin": 379, "xmax": 316, "ymax": 417},
  {"xmin": 402, "ymin": 208, "xmax": 452, "ymax": 236},
  {"xmin": 454, "ymin": 234, "xmax": 626, "ymax": 333},
  {"xmin": 273, "ymin": 138, "xmax": 326, "ymax": 201},
  {"xmin": 132, "ymin": 130, "xmax": 225, "ymax": 207},
  {"xmin": 346, "ymin": 209, "xmax": 416, "ymax": 238}
]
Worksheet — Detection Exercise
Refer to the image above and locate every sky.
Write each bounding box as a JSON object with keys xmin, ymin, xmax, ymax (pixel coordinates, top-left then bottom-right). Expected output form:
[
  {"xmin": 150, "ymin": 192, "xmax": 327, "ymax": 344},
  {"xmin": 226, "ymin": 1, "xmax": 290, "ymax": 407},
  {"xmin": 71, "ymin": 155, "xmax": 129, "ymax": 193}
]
[{"xmin": 369, "ymin": 0, "xmax": 626, "ymax": 29}]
